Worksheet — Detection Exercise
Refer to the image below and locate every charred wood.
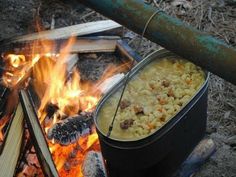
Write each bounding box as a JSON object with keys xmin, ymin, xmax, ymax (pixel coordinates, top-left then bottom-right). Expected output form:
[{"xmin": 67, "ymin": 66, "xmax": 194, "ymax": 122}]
[
  {"xmin": 0, "ymin": 88, "xmax": 9, "ymax": 117},
  {"xmin": 45, "ymin": 102, "xmax": 59, "ymax": 119},
  {"xmin": 47, "ymin": 112, "xmax": 93, "ymax": 146},
  {"xmin": 77, "ymin": 54, "xmax": 122, "ymax": 81}
]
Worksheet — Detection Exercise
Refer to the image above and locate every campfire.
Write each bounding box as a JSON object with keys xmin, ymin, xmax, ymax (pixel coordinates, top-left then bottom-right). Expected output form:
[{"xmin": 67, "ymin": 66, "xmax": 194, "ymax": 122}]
[{"xmin": 0, "ymin": 21, "xmax": 133, "ymax": 177}]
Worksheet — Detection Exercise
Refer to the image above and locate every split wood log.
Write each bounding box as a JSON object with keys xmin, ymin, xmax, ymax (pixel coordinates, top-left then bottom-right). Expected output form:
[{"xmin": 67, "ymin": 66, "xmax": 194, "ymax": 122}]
[
  {"xmin": 82, "ymin": 151, "xmax": 107, "ymax": 177},
  {"xmin": 19, "ymin": 90, "xmax": 59, "ymax": 177},
  {"xmin": 70, "ymin": 38, "xmax": 118, "ymax": 53},
  {"xmin": 5, "ymin": 37, "xmax": 119, "ymax": 55},
  {"xmin": 9, "ymin": 20, "xmax": 121, "ymax": 43},
  {"xmin": 65, "ymin": 54, "xmax": 79, "ymax": 72},
  {"xmin": 0, "ymin": 104, "xmax": 24, "ymax": 177}
]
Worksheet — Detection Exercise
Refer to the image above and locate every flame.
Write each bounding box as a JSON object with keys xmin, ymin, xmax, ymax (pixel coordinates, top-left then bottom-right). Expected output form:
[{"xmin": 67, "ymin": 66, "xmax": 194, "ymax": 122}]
[
  {"xmin": 2, "ymin": 54, "xmax": 40, "ymax": 88},
  {"xmin": 32, "ymin": 37, "xmax": 100, "ymax": 124},
  {"xmin": 0, "ymin": 116, "xmax": 9, "ymax": 142},
  {"xmin": 7, "ymin": 54, "xmax": 26, "ymax": 68},
  {"xmin": 49, "ymin": 131, "xmax": 99, "ymax": 177},
  {"xmin": 1, "ymin": 28, "xmax": 130, "ymax": 176}
]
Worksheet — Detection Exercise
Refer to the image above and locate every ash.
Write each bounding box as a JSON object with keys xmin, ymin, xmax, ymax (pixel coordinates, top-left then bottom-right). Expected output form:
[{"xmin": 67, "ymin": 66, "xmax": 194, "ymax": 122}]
[{"xmin": 77, "ymin": 53, "xmax": 122, "ymax": 81}]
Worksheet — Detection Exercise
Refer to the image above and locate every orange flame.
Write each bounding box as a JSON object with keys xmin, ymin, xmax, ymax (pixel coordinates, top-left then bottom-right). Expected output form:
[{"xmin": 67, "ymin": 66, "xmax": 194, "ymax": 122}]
[
  {"xmin": 1, "ymin": 32, "xmax": 130, "ymax": 176},
  {"xmin": 26, "ymin": 37, "xmax": 103, "ymax": 176},
  {"xmin": 49, "ymin": 131, "xmax": 99, "ymax": 177},
  {"xmin": 7, "ymin": 54, "xmax": 26, "ymax": 68},
  {"xmin": 32, "ymin": 37, "xmax": 101, "ymax": 124},
  {"xmin": 2, "ymin": 54, "xmax": 40, "ymax": 87}
]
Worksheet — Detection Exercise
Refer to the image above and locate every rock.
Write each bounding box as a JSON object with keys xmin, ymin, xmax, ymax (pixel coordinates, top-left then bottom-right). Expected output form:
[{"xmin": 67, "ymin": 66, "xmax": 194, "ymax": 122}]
[{"xmin": 82, "ymin": 151, "xmax": 107, "ymax": 177}]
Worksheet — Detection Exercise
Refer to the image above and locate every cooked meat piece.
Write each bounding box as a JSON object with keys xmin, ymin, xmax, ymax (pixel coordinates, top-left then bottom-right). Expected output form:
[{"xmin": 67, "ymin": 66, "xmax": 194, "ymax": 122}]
[
  {"xmin": 120, "ymin": 99, "xmax": 131, "ymax": 109},
  {"xmin": 120, "ymin": 119, "xmax": 134, "ymax": 130},
  {"xmin": 160, "ymin": 115, "xmax": 166, "ymax": 122},
  {"xmin": 162, "ymin": 80, "xmax": 170, "ymax": 87}
]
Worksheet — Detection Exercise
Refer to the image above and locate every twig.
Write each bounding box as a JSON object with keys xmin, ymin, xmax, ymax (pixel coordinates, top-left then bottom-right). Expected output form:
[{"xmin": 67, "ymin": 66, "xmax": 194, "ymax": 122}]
[
  {"xmin": 50, "ymin": 15, "xmax": 55, "ymax": 30},
  {"xmin": 80, "ymin": 11, "xmax": 96, "ymax": 21},
  {"xmin": 208, "ymin": 7, "xmax": 216, "ymax": 26},
  {"xmin": 198, "ymin": 1, "xmax": 204, "ymax": 30}
]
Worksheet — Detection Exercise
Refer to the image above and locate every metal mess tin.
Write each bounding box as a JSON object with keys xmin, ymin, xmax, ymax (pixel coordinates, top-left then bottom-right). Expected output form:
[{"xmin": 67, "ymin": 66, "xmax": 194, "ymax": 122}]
[{"xmin": 94, "ymin": 49, "xmax": 209, "ymax": 177}]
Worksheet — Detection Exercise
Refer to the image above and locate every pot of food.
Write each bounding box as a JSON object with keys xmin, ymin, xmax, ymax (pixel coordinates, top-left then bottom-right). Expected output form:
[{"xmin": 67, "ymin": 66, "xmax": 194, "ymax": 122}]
[{"xmin": 94, "ymin": 49, "xmax": 209, "ymax": 177}]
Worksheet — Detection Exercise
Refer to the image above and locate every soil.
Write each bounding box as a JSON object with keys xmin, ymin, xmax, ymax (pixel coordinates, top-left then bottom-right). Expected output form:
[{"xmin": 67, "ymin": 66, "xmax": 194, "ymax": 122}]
[{"xmin": 0, "ymin": 0, "xmax": 236, "ymax": 177}]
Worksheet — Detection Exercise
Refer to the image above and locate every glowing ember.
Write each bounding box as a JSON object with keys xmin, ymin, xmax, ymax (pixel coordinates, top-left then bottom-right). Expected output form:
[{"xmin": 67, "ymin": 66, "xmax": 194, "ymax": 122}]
[
  {"xmin": 6, "ymin": 54, "xmax": 26, "ymax": 68},
  {"xmin": 50, "ymin": 131, "xmax": 99, "ymax": 177},
  {"xmin": 2, "ymin": 54, "xmax": 40, "ymax": 87}
]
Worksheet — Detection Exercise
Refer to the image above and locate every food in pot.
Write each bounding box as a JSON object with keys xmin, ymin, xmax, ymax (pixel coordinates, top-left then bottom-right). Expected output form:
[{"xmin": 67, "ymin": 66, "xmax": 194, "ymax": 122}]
[{"xmin": 97, "ymin": 57, "xmax": 205, "ymax": 140}]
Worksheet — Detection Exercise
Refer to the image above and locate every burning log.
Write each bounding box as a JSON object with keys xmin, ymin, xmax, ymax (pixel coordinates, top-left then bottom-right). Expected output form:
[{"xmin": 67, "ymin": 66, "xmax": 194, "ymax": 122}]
[
  {"xmin": 47, "ymin": 112, "xmax": 93, "ymax": 146},
  {"xmin": 82, "ymin": 151, "xmax": 107, "ymax": 177},
  {"xmin": 19, "ymin": 90, "xmax": 59, "ymax": 177},
  {"xmin": 0, "ymin": 103, "xmax": 24, "ymax": 177}
]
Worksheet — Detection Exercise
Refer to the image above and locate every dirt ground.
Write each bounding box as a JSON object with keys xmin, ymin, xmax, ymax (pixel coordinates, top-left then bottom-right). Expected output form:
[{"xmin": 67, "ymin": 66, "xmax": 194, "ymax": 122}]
[{"xmin": 0, "ymin": 0, "xmax": 236, "ymax": 177}]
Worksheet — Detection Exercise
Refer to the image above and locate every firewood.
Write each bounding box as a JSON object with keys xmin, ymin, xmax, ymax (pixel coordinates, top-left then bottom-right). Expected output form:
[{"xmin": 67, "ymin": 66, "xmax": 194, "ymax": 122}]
[
  {"xmin": 65, "ymin": 54, "xmax": 79, "ymax": 72},
  {"xmin": 19, "ymin": 90, "xmax": 59, "ymax": 177},
  {"xmin": 70, "ymin": 38, "xmax": 118, "ymax": 53},
  {"xmin": 2, "ymin": 36, "xmax": 120, "ymax": 57},
  {"xmin": 0, "ymin": 103, "xmax": 24, "ymax": 177},
  {"xmin": 0, "ymin": 88, "xmax": 9, "ymax": 117},
  {"xmin": 82, "ymin": 151, "xmax": 107, "ymax": 177},
  {"xmin": 47, "ymin": 112, "xmax": 93, "ymax": 146},
  {"xmin": 9, "ymin": 20, "xmax": 121, "ymax": 43}
]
